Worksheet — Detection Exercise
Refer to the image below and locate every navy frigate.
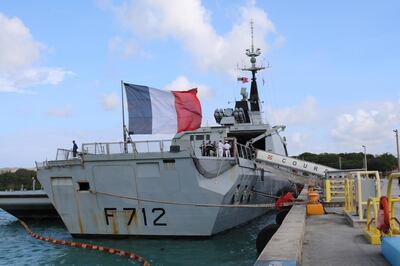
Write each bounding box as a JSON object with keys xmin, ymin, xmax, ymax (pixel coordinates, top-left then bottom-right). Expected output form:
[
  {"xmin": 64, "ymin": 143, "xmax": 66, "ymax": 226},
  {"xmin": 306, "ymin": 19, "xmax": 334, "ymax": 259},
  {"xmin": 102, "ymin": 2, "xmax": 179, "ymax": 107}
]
[{"xmin": 35, "ymin": 27, "xmax": 300, "ymax": 237}]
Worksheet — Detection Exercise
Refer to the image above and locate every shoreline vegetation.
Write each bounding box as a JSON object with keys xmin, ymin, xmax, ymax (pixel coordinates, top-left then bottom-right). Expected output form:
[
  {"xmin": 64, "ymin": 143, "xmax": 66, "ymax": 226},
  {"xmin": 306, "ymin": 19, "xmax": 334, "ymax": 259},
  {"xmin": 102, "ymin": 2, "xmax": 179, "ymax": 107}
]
[
  {"xmin": 0, "ymin": 169, "xmax": 37, "ymax": 191},
  {"xmin": 295, "ymin": 152, "xmax": 398, "ymax": 177},
  {"xmin": 0, "ymin": 152, "xmax": 398, "ymax": 190}
]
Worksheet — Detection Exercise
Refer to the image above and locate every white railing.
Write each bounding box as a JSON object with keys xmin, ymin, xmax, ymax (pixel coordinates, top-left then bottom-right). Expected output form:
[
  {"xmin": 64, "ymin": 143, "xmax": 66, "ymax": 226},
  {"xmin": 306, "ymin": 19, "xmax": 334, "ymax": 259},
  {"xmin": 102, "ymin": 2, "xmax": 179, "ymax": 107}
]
[
  {"xmin": 81, "ymin": 140, "xmax": 172, "ymax": 156},
  {"xmin": 134, "ymin": 140, "xmax": 172, "ymax": 153},
  {"xmin": 56, "ymin": 148, "xmax": 75, "ymax": 160},
  {"xmin": 35, "ymin": 140, "xmax": 173, "ymax": 168},
  {"xmin": 82, "ymin": 142, "xmax": 124, "ymax": 155}
]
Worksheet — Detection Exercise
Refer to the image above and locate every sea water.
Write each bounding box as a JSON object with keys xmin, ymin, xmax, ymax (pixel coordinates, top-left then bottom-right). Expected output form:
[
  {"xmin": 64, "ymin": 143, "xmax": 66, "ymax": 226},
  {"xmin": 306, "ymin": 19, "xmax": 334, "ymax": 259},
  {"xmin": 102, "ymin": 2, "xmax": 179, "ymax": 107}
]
[{"xmin": 0, "ymin": 210, "xmax": 275, "ymax": 266}]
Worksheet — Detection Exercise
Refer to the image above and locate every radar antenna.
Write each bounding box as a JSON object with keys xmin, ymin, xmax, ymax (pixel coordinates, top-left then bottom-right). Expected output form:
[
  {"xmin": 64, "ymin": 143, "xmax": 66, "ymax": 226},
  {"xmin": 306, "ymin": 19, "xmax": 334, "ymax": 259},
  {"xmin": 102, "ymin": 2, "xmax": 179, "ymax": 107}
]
[
  {"xmin": 241, "ymin": 20, "xmax": 266, "ymax": 112},
  {"xmin": 251, "ymin": 20, "xmax": 254, "ymax": 52}
]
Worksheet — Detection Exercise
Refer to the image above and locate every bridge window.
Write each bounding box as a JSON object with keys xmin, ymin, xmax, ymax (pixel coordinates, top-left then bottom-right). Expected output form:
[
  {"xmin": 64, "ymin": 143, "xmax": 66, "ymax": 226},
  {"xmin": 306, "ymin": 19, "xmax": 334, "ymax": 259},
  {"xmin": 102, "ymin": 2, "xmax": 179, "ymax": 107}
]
[{"xmin": 195, "ymin": 135, "xmax": 204, "ymax": 141}]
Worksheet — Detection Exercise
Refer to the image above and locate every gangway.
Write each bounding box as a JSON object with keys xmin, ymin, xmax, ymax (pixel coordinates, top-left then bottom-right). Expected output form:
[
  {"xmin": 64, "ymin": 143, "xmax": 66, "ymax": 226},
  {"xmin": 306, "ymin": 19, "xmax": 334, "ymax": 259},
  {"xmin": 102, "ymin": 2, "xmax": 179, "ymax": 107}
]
[{"xmin": 255, "ymin": 150, "xmax": 337, "ymax": 182}]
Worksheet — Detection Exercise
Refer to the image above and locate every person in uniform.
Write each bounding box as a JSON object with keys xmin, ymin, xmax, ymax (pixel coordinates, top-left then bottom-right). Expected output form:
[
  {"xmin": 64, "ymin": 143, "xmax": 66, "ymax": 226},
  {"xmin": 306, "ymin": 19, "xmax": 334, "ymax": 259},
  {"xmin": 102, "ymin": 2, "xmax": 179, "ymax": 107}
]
[
  {"xmin": 218, "ymin": 140, "xmax": 224, "ymax": 157},
  {"xmin": 224, "ymin": 141, "xmax": 232, "ymax": 157}
]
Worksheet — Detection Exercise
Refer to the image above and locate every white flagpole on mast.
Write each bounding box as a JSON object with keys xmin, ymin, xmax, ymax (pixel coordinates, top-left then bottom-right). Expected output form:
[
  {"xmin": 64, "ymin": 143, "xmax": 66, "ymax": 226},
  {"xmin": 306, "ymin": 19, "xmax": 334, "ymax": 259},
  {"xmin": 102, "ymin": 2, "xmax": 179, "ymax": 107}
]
[{"xmin": 121, "ymin": 80, "xmax": 128, "ymax": 153}]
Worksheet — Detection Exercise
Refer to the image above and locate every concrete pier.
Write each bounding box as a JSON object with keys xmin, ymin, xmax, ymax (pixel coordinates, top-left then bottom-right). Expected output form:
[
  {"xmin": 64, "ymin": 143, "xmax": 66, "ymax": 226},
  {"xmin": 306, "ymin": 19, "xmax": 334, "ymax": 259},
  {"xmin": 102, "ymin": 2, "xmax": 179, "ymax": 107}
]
[
  {"xmin": 255, "ymin": 188, "xmax": 307, "ymax": 265},
  {"xmin": 255, "ymin": 181, "xmax": 399, "ymax": 266},
  {"xmin": 302, "ymin": 210, "xmax": 388, "ymax": 266}
]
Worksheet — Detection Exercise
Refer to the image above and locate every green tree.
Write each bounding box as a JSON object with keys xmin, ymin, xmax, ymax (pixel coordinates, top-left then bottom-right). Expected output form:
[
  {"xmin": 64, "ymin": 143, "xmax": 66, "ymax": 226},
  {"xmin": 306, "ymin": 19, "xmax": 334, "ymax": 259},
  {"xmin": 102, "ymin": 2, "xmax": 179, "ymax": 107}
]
[
  {"xmin": 296, "ymin": 152, "xmax": 397, "ymax": 174},
  {"xmin": 0, "ymin": 169, "xmax": 38, "ymax": 191}
]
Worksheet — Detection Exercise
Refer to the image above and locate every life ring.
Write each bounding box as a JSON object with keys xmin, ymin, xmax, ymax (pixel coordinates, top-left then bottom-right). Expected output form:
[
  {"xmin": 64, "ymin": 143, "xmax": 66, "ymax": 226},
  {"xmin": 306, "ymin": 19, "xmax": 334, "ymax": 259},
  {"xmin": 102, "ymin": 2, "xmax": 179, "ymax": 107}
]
[{"xmin": 377, "ymin": 196, "xmax": 390, "ymax": 234}]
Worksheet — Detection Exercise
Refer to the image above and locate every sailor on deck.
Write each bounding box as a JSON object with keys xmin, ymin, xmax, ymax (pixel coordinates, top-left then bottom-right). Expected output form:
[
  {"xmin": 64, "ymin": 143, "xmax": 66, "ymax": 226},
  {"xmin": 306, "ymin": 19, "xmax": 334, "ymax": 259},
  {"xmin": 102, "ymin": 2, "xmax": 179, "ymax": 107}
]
[
  {"xmin": 72, "ymin": 140, "xmax": 78, "ymax": 157},
  {"xmin": 224, "ymin": 141, "xmax": 232, "ymax": 157},
  {"xmin": 218, "ymin": 140, "xmax": 224, "ymax": 157}
]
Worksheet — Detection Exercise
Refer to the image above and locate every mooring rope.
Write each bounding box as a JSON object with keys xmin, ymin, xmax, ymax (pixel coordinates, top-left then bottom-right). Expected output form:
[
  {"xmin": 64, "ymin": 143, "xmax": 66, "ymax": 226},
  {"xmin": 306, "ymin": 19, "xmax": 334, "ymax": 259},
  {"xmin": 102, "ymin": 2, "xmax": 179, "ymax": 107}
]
[
  {"xmin": 19, "ymin": 219, "xmax": 151, "ymax": 266},
  {"xmin": 92, "ymin": 190, "xmax": 301, "ymax": 208}
]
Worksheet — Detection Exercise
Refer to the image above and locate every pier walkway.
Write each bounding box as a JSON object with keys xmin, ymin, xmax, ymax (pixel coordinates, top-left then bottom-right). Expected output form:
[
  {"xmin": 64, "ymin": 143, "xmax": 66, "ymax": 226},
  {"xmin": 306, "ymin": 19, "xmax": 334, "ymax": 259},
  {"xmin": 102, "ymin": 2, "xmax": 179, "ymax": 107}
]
[
  {"xmin": 256, "ymin": 180, "xmax": 400, "ymax": 266},
  {"xmin": 302, "ymin": 210, "xmax": 388, "ymax": 266}
]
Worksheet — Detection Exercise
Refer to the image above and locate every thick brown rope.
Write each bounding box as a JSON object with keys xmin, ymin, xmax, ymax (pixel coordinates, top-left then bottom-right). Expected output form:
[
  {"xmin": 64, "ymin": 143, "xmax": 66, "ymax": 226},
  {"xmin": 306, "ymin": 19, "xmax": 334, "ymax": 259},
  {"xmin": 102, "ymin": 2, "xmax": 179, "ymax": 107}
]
[
  {"xmin": 19, "ymin": 220, "xmax": 151, "ymax": 266},
  {"xmin": 93, "ymin": 190, "xmax": 303, "ymax": 208}
]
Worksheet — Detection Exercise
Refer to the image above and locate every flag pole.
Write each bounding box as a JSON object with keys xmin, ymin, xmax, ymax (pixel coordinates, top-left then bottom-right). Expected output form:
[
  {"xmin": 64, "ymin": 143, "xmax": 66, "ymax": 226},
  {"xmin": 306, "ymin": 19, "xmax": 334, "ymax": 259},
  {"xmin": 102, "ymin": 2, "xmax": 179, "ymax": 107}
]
[{"xmin": 121, "ymin": 80, "xmax": 128, "ymax": 153}]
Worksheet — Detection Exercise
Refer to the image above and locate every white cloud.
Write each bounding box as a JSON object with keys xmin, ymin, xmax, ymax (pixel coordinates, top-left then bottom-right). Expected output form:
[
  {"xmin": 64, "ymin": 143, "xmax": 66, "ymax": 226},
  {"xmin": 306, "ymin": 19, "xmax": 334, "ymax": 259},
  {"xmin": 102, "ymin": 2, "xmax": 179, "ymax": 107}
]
[
  {"xmin": 46, "ymin": 105, "xmax": 72, "ymax": 118},
  {"xmin": 268, "ymin": 96, "xmax": 319, "ymax": 125},
  {"xmin": 0, "ymin": 13, "xmax": 41, "ymax": 71},
  {"xmin": 331, "ymin": 101, "xmax": 400, "ymax": 152},
  {"xmin": 267, "ymin": 96, "xmax": 400, "ymax": 155},
  {"xmin": 288, "ymin": 132, "xmax": 309, "ymax": 152},
  {"xmin": 103, "ymin": 0, "xmax": 281, "ymax": 75},
  {"xmin": 100, "ymin": 92, "xmax": 119, "ymax": 111},
  {"xmin": 163, "ymin": 75, "xmax": 213, "ymax": 100},
  {"xmin": 0, "ymin": 13, "xmax": 72, "ymax": 93}
]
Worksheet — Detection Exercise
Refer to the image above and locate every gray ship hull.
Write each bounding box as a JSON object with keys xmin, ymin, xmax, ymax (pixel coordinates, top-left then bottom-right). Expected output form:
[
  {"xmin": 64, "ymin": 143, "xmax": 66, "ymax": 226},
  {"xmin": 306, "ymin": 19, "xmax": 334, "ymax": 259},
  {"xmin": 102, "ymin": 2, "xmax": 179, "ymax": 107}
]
[{"xmin": 37, "ymin": 150, "xmax": 291, "ymax": 237}]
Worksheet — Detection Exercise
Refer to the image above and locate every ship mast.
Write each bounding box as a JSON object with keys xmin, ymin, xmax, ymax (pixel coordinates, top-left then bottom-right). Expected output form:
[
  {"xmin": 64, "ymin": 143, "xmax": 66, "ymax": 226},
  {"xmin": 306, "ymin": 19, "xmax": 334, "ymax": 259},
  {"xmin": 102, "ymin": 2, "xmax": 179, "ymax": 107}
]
[{"xmin": 241, "ymin": 20, "xmax": 265, "ymax": 112}]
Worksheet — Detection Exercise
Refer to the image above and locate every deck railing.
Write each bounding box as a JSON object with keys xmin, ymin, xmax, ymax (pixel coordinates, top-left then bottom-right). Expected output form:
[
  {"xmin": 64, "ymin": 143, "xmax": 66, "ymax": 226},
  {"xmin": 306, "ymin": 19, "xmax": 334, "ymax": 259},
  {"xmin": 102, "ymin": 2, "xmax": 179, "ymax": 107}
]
[
  {"xmin": 56, "ymin": 148, "xmax": 74, "ymax": 160},
  {"xmin": 81, "ymin": 140, "xmax": 172, "ymax": 155}
]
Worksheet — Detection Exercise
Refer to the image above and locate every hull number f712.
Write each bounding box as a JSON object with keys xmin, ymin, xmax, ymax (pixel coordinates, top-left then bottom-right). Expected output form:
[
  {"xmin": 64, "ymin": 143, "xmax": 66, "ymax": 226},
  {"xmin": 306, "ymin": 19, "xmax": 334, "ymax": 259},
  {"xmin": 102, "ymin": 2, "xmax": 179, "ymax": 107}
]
[{"xmin": 104, "ymin": 207, "xmax": 167, "ymax": 226}]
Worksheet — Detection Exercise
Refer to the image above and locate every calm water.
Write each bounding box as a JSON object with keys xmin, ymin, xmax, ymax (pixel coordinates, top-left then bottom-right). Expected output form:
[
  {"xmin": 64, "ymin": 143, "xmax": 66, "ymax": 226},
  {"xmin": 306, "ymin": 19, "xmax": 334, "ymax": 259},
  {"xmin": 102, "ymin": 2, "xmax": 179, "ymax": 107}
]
[{"xmin": 0, "ymin": 210, "xmax": 275, "ymax": 266}]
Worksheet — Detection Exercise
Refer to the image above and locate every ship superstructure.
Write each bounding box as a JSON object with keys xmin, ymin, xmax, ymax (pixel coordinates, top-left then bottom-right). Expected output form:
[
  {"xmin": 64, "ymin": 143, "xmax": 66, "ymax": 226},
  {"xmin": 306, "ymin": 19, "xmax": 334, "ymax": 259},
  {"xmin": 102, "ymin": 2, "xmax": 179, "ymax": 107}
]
[{"xmin": 35, "ymin": 24, "xmax": 296, "ymax": 237}]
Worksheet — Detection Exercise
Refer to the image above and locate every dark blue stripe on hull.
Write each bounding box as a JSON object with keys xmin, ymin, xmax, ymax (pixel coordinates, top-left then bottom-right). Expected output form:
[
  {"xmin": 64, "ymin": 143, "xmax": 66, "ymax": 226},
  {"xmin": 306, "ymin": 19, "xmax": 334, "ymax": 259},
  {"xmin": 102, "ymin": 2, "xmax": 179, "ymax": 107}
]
[{"xmin": 124, "ymin": 83, "xmax": 152, "ymax": 134}]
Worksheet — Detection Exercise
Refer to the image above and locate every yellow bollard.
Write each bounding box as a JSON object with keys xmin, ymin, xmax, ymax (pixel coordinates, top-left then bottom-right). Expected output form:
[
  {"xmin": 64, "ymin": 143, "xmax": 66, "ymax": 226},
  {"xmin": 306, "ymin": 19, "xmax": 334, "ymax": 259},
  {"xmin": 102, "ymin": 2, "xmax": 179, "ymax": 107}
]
[{"xmin": 307, "ymin": 190, "xmax": 324, "ymax": 216}]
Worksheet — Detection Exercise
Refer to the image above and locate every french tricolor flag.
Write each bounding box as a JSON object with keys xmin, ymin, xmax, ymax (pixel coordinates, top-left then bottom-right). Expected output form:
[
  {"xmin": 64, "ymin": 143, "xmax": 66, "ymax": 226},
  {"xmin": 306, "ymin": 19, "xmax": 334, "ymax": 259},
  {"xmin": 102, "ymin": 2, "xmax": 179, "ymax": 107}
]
[{"xmin": 124, "ymin": 83, "xmax": 202, "ymax": 134}]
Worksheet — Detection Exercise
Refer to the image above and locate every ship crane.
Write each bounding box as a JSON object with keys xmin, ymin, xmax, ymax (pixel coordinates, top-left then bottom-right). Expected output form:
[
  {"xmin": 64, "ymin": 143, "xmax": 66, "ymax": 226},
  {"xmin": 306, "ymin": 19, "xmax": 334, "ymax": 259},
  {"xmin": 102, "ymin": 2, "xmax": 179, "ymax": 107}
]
[{"xmin": 245, "ymin": 125, "xmax": 286, "ymax": 147}]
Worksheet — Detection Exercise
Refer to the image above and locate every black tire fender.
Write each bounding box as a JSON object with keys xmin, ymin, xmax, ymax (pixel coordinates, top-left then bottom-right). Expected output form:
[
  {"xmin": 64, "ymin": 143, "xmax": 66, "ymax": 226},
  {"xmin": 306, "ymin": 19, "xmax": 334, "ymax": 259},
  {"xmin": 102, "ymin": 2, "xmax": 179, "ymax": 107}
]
[{"xmin": 256, "ymin": 223, "xmax": 280, "ymax": 254}]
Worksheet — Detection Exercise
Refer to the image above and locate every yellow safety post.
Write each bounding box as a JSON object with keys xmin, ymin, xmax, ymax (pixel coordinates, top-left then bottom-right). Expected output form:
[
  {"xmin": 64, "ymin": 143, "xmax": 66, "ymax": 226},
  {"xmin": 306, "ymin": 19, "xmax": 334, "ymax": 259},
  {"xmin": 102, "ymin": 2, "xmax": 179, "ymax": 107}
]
[
  {"xmin": 325, "ymin": 179, "xmax": 331, "ymax": 203},
  {"xmin": 364, "ymin": 197, "xmax": 381, "ymax": 244},
  {"xmin": 344, "ymin": 178, "xmax": 352, "ymax": 212},
  {"xmin": 348, "ymin": 178, "xmax": 355, "ymax": 212},
  {"xmin": 343, "ymin": 177, "xmax": 355, "ymax": 212}
]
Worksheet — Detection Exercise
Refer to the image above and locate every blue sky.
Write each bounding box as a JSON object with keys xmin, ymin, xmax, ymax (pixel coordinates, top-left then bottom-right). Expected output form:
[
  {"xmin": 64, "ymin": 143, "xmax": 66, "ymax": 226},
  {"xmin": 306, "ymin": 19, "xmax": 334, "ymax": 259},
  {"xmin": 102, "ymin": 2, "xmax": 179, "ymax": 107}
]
[{"xmin": 0, "ymin": 0, "xmax": 399, "ymax": 167}]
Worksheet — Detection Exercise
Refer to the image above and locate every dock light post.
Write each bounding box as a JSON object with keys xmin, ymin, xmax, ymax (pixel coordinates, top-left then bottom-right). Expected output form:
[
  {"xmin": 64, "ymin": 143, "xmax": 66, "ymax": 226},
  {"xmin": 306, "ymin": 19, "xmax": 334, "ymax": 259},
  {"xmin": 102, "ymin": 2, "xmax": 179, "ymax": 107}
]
[
  {"xmin": 362, "ymin": 145, "xmax": 367, "ymax": 171},
  {"xmin": 394, "ymin": 129, "xmax": 400, "ymax": 171}
]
